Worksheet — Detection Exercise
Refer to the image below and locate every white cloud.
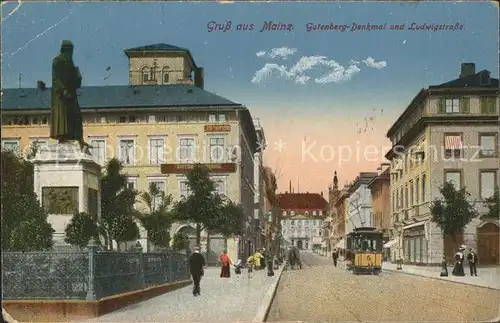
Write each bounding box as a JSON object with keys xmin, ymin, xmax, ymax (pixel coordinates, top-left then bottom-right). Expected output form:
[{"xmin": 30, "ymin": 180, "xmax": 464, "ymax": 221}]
[
  {"xmin": 251, "ymin": 63, "xmax": 293, "ymax": 84},
  {"xmin": 252, "ymin": 50, "xmax": 386, "ymax": 85},
  {"xmin": 295, "ymin": 75, "xmax": 311, "ymax": 84},
  {"xmin": 255, "ymin": 47, "xmax": 297, "ymax": 60},
  {"xmin": 362, "ymin": 57, "xmax": 387, "ymax": 69},
  {"xmin": 268, "ymin": 47, "xmax": 297, "ymax": 59},
  {"xmin": 315, "ymin": 64, "xmax": 361, "ymax": 84}
]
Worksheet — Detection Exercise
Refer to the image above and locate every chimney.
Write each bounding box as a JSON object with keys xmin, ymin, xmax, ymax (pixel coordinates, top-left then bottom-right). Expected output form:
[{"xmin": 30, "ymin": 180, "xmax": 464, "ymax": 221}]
[
  {"xmin": 289, "ymin": 180, "xmax": 292, "ymax": 193},
  {"xmin": 194, "ymin": 67, "xmax": 204, "ymax": 89},
  {"xmin": 37, "ymin": 80, "xmax": 46, "ymax": 90},
  {"xmin": 460, "ymin": 63, "xmax": 475, "ymax": 78}
]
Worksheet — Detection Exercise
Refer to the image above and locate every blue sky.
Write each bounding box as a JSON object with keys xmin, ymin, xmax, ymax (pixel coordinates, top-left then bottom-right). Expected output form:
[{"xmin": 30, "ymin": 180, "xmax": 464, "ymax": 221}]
[
  {"xmin": 2, "ymin": 1, "xmax": 498, "ymax": 107},
  {"xmin": 2, "ymin": 1, "xmax": 498, "ymax": 193}
]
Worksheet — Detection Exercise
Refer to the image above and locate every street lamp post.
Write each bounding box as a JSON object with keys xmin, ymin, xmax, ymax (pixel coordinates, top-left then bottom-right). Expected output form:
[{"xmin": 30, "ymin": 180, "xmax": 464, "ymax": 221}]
[{"xmin": 266, "ymin": 211, "xmax": 275, "ymax": 276}]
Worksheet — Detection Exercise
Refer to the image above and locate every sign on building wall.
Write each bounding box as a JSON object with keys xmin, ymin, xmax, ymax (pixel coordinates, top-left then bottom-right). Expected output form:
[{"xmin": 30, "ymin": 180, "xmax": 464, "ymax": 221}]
[
  {"xmin": 204, "ymin": 125, "xmax": 231, "ymax": 132},
  {"xmin": 160, "ymin": 163, "xmax": 236, "ymax": 174}
]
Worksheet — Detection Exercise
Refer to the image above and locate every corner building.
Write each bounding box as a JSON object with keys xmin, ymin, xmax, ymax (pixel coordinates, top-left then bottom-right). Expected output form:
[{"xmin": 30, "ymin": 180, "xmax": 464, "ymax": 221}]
[
  {"xmin": 1, "ymin": 43, "xmax": 261, "ymax": 262},
  {"xmin": 385, "ymin": 63, "xmax": 499, "ymax": 265}
]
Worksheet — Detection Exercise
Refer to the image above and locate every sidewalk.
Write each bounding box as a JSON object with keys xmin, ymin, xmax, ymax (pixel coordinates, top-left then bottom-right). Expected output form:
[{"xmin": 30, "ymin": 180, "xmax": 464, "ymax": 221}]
[
  {"xmin": 83, "ymin": 266, "xmax": 283, "ymax": 322},
  {"xmin": 382, "ymin": 262, "xmax": 500, "ymax": 290}
]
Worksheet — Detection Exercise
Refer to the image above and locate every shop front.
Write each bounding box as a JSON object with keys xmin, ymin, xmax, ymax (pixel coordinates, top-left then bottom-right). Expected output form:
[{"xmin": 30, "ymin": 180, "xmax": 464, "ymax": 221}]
[{"xmin": 403, "ymin": 223, "xmax": 427, "ymax": 265}]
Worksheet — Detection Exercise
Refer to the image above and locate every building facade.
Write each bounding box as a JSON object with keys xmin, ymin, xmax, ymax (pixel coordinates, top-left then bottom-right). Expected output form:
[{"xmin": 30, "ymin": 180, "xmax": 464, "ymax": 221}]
[
  {"xmin": 278, "ymin": 192, "xmax": 328, "ymax": 250},
  {"xmin": 345, "ymin": 173, "xmax": 378, "ymax": 234},
  {"xmin": 1, "ymin": 43, "xmax": 261, "ymax": 262},
  {"xmin": 368, "ymin": 164, "xmax": 391, "ymax": 239},
  {"xmin": 386, "ymin": 63, "xmax": 499, "ymax": 265}
]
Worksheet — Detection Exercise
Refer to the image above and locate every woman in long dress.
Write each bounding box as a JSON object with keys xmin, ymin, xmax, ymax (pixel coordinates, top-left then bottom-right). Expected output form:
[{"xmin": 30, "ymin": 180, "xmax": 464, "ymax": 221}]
[
  {"xmin": 220, "ymin": 250, "xmax": 232, "ymax": 278},
  {"xmin": 452, "ymin": 246, "xmax": 466, "ymax": 276}
]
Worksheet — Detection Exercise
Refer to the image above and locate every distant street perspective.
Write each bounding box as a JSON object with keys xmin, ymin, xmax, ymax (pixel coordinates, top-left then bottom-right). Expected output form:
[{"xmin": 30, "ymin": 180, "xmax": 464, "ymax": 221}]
[{"xmin": 268, "ymin": 252, "xmax": 499, "ymax": 322}]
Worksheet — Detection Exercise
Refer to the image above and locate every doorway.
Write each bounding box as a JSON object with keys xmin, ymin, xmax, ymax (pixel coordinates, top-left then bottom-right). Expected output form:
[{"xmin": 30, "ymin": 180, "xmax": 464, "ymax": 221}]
[
  {"xmin": 477, "ymin": 223, "xmax": 500, "ymax": 265},
  {"xmin": 297, "ymin": 240, "xmax": 303, "ymax": 250}
]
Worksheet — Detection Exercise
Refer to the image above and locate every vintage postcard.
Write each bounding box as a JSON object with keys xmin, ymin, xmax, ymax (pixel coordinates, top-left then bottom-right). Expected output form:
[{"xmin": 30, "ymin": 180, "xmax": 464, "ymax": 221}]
[{"xmin": 1, "ymin": 1, "xmax": 499, "ymax": 323}]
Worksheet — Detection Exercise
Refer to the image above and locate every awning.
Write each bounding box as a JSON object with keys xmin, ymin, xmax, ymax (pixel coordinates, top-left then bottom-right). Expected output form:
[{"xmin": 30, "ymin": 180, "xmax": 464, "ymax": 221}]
[
  {"xmin": 383, "ymin": 239, "xmax": 398, "ymax": 248},
  {"xmin": 445, "ymin": 135, "xmax": 462, "ymax": 150},
  {"xmin": 335, "ymin": 238, "xmax": 345, "ymax": 249}
]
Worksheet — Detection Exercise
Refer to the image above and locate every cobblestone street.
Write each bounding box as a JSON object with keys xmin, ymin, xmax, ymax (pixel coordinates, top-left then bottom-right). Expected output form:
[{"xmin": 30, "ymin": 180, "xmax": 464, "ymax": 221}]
[{"xmin": 267, "ymin": 252, "xmax": 499, "ymax": 322}]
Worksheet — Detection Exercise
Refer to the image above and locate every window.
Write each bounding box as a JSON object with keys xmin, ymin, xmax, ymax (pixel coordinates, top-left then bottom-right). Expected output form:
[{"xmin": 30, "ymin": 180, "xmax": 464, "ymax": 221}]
[
  {"xmin": 126, "ymin": 178, "xmax": 137, "ymax": 190},
  {"xmin": 119, "ymin": 116, "xmax": 135, "ymax": 123},
  {"xmin": 445, "ymin": 98, "xmax": 460, "ymax": 113},
  {"xmin": 119, "ymin": 139, "xmax": 135, "ymax": 165},
  {"xmin": 148, "ymin": 115, "xmax": 156, "ymax": 123},
  {"xmin": 444, "ymin": 134, "xmax": 462, "ymax": 159},
  {"xmin": 148, "ymin": 179, "xmax": 166, "ymax": 209},
  {"xmin": 445, "ymin": 171, "xmax": 461, "ymax": 190},
  {"xmin": 415, "ymin": 177, "xmax": 420, "ymax": 204},
  {"xmin": 179, "ymin": 138, "xmax": 195, "ymax": 162},
  {"xmin": 479, "ymin": 134, "xmax": 497, "ymax": 158},
  {"xmin": 282, "ymin": 210, "xmax": 287, "ymax": 216},
  {"xmin": 409, "ymin": 180, "xmax": 414, "ymax": 206},
  {"xmin": 404, "ymin": 185, "xmax": 409, "ymax": 208},
  {"xmin": 212, "ymin": 178, "xmax": 226, "ymax": 196},
  {"xmin": 399, "ymin": 187, "xmax": 403, "ymax": 209},
  {"xmin": 313, "ymin": 211, "xmax": 317, "ymax": 216},
  {"xmin": 208, "ymin": 114, "xmax": 227, "ymax": 122},
  {"xmin": 89, "ymin": 139, "xmax": 106, "ymax": 165},
  {"xmin": 209, "ymin": 137, "xmax": 225, "ymax": 162},
  {"xmin": 480, "ymin": 171, "xmax": 497, "ymax": 199},
  {"xmin": 149, "ymin": 138, "xmax": 165, "ymax": 165},
  {"xmin": 319, "ymin": 210, "xmax": 323, "ymax": 216},
  {"xmin": 480, "ymin": 97, "xmax": 496, "ymax": 114},
  {"xmin": 1, "ymin": 140, "xmax": 20, "ymax": 152},
  {"xmin": 421, "ymin": 173, "xmax": 426, "ymax": 202},
  {"xmin": 31, "ymin": 139, "xmax": 48, "ymax": 150},
  {"xmin": 162, "ymin": 67, "xmax": 170, "ymax": 84},
  {"xmin": 180, "ymin": 180, "xmax": 190, "ymax": 198},
  {"xmin": 141, "ymin": 66, "xmax": 150, "ymax": 83}
]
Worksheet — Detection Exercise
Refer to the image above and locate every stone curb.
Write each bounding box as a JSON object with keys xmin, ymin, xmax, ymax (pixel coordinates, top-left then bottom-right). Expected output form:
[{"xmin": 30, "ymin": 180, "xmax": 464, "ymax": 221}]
[
  {"xmin": 383, "ymin": 268, "xmax": 500, "ymax": 291},
  {"xmin": 252, "ymin": 266, "xmax": 285, "ymax": 323}
]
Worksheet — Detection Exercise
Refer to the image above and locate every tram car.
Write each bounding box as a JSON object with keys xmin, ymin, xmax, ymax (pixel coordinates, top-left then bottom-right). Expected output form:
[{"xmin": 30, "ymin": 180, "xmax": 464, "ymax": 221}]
[{"xmin": 345, "ymin": 227, "xmax": 383, "ymax": 275}]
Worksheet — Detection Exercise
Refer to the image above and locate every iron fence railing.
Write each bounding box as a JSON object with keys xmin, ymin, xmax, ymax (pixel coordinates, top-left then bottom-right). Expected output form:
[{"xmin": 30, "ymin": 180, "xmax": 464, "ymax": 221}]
[{"xmin": 2, "ymin": 245, "xmax": 190, "ymax": 300}]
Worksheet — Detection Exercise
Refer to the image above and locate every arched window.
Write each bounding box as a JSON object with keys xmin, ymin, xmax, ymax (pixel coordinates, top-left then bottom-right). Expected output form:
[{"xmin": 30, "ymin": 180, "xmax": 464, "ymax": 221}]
[
  {"xmin": 162, "ymin": 66, "xmax": 170, "ymax": 84},
  {"xmin": 141, "ymin": 66, "xmax": 150, "ymax": 83}
]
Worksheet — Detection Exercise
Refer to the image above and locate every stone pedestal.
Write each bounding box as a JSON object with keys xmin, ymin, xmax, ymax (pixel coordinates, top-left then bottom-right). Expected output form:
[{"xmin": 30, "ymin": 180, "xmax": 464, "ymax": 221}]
[{"xmin": 32, "ymin": 142, "xmax": 101, "ymax": 246}]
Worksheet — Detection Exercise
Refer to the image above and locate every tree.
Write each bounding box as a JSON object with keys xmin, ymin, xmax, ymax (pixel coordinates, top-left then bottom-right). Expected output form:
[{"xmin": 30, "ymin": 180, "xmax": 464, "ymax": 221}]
[
  {"xmin": 484, "ymin": 189, "xmax": 500, "ymax": 219},
  {"xmin": 99, "ymin": 158, "xmax": 140, "ymax": 250},
  {"xmin": 172, "ymin": 164, "xmax": 244, "ymax": 245},
  {"xmin": 206, "ymin": 196, "xmax": 245, "ymax": 238},
  {"xmin": 136, "ymin": 182, "xmax": 174, "ymax": 250},
  {"xmin": 1, "ymin": 149, "xmax": 54, "ymax": 251},
  {"xmin": 171, "ymin": 231, "xmax": 190, "ymax": 252},
  {"xmin": 65, "ymin": 212, "xmax": 99, "ymax": 248},
  {"xmin": 431, "ymin": 182, "xmax": 479, "ymax": 242}
]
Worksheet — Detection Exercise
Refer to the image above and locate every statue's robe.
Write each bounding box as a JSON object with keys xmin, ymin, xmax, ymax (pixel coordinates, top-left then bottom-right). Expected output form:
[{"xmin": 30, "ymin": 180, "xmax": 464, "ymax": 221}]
[{"xmin": 50, "ymin": 55, "xmax": 83, "ymax": 142}]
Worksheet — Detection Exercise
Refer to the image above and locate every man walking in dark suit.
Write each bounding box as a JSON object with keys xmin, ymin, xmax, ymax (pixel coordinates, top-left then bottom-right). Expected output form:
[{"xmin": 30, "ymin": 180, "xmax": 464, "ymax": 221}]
[
  {"xmin": 189, "ymin": 246, "xmax": 206, "ymax": 297},
  {"xmin": 332, "ymin": 248, "xmax": 339, "ymax": 267},
  {"xmin": 467, "ymin": 248, "xmax": 478, "ymax": 276}
]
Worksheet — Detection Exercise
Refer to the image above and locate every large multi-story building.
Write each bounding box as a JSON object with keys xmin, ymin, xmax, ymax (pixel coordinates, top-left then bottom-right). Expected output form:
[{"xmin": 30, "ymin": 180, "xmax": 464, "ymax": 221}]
[
  {"xmin": 367, "ymin": 164, "xmax": 391, "ymax": 239},
  {"xmin": 278, "ymin": 191, "xmax": 328, "ymax": 250},
  {"xmin": 345, "ymin": 172, "xmax": 378, "ymax": 234},
  {"xmin": 385, "ymin": 63, "xmax": 499, "ymax": 265},
  {"xmin": 367, "ymin": 164, "xmax": 391, "ymax": 259},
  {"xmin": 1, "ymin": 43, "xmax": 263, "ymax": 262}
]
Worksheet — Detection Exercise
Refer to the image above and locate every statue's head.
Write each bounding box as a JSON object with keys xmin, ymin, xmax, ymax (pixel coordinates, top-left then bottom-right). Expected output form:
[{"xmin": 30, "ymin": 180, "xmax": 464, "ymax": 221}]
[{"xmin": 60, "ymin": 40, "xmax": 74, "ymax": 56}]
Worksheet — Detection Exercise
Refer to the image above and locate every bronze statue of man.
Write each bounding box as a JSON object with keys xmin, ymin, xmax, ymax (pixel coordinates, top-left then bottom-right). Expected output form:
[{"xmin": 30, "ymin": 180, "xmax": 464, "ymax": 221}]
[{"xmin": 50, "ymin": 40, "xmax": 88, "ymax": 151}]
